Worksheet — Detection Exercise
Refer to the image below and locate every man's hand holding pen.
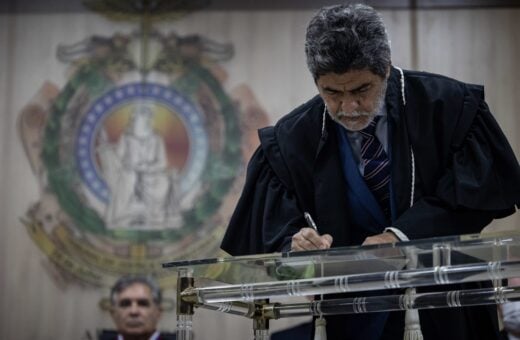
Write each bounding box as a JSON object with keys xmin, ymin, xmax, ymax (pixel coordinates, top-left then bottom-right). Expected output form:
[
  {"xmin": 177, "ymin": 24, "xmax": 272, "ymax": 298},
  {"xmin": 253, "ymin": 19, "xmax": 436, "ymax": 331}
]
[
  {"xmin": 290, "ymin": 212, "xmax": 400, "ymax": 251},
  {"xmin": 290, "ymin": 212, "xmax": 333, "ymax": 251}
]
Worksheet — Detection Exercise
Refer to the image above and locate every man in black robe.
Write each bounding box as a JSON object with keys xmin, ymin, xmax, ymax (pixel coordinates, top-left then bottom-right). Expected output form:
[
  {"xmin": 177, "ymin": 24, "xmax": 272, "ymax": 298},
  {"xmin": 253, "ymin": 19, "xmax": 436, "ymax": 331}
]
[{"xmin": 221, "ymin": 3, "xmax": 520, "ymax": 339}]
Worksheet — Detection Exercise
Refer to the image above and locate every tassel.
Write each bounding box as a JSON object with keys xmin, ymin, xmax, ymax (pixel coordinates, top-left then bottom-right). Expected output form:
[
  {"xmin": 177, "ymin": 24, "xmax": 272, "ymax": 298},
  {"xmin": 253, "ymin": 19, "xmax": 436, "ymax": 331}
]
[
  {"xmin": 403, "ymin": 302, "xmax": 423, "ymax": 340},
  {"xmin": 314, "ymin": 317, "xmax": 327, "ymax": 340},
  {"xmin": 403, "ymin": 247, "xmax": 423, "ymax": 340}
]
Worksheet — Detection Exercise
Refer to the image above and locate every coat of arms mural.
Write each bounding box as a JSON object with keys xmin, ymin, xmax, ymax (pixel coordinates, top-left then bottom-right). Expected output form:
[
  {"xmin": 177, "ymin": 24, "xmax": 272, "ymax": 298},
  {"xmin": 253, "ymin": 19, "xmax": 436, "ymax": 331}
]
[{"xmin": 17, "ymin": 0, "xmax": 269, "ymax": 288}]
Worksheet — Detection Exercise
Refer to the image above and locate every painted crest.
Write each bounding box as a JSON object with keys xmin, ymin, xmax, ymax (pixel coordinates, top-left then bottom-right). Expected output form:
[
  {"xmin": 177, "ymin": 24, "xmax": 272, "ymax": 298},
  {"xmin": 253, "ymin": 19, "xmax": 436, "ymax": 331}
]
[{"xmin": 18, "ymin": 27, "xmax": 269, "ymax": 288}]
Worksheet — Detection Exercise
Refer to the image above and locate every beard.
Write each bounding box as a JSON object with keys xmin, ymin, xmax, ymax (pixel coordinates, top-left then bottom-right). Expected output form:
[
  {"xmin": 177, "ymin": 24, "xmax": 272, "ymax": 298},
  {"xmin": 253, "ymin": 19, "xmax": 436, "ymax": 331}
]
[{"xmin": 328, "ymin": 80, "xmax": 387, "ymax": 132}]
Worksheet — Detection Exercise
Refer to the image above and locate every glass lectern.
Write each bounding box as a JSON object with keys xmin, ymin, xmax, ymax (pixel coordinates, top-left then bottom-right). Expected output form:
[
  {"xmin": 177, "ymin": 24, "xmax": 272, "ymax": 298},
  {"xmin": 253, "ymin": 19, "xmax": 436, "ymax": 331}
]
[{"xmin": 163, "ymin": 231, "xmax": 520, "ymax": 339}]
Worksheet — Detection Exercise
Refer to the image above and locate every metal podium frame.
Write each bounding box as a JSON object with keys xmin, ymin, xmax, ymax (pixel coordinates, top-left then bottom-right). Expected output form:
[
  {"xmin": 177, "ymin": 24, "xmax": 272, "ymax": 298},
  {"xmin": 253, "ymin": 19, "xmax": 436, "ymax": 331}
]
[{"xmin": 163, "ymin": 231, "xmax": 520, "ymax": 339}]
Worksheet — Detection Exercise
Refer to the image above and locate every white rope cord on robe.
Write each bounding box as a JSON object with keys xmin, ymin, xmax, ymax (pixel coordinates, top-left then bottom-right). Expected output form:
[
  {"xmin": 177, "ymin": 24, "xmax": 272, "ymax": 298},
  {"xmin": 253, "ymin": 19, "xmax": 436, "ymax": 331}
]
[{"xmin": 321, "ymin": 106, "xmax": 327, "ymax": 138}]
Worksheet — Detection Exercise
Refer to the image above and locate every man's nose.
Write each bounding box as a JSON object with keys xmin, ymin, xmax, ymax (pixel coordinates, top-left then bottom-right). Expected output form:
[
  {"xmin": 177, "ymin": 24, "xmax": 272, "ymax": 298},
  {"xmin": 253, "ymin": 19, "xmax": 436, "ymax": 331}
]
[
  {"xmin": 339, "ymin": 97, "xmax": 360, "ymax": 113},
  {"xmin": 128, "ymin": 302, "xmax": 142, "ymax": 314}
]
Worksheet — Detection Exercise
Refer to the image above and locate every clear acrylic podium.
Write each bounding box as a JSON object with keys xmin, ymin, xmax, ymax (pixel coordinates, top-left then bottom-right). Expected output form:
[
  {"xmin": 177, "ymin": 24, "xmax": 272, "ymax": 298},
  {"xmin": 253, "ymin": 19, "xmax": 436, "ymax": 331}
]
[{"xmin": 163, "ymin": 231, "xmax": 520, "ymax": 339}]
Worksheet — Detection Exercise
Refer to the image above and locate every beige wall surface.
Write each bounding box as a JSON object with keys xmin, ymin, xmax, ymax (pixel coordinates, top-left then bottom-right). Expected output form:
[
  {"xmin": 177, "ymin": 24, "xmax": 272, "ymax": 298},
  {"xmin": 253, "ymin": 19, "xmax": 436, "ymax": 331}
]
[{"xmin": 0, "ymin": 7, "xmax": 518, "ymax": 340}]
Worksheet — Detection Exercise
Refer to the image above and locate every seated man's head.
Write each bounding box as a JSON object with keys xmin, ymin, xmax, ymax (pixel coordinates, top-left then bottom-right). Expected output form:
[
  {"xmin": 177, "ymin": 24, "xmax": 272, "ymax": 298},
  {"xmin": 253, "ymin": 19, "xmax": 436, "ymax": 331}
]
[{"xmin": 109, "ymin": 275, "xmax": 162, "ymax": 339}]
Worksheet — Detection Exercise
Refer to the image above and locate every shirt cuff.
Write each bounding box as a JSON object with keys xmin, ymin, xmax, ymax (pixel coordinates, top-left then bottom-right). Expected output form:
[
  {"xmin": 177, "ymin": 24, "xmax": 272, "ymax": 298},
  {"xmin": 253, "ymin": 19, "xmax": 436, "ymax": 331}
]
[{"xmin": 384, "ymin": 227, "xmax": 409, "ymax": 242}]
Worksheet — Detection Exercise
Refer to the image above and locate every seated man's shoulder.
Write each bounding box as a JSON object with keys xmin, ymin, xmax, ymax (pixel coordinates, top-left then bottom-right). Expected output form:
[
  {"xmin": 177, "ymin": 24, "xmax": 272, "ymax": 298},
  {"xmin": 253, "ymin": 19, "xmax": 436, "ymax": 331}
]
[
  {"xmin": 97, "ymin": 330, "xmax": 118, "ymax": 340},
  {"xmin": 158, "ymin": 331, "xmax": 177, "ymax": 340},
  {"xmin": 97, "ymin": 330, "xmax": 176, "ymax": 340}
]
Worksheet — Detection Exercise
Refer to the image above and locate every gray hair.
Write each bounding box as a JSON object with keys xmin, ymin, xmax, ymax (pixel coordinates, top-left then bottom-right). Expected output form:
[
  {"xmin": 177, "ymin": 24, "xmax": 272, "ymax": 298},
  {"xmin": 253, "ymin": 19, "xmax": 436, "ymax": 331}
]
[
  {"xmin": 305, "ymin": 3, "xmax": 391, "ymax": 80},
  {"xmin": 110, "ymin": 275, "xmax": 162, "ymax": 305}
]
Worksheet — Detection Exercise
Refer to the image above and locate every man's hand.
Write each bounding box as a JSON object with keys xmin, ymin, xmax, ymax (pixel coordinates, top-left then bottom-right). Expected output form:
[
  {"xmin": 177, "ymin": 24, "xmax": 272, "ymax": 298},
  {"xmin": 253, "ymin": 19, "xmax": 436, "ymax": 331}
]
[
  {"xmin": 362, "ymin": 231, "xmax": 399, "ymax": 246},
  {"xmin": 291, "ymin": 228, "xmax": 333, "ymax": 251}
]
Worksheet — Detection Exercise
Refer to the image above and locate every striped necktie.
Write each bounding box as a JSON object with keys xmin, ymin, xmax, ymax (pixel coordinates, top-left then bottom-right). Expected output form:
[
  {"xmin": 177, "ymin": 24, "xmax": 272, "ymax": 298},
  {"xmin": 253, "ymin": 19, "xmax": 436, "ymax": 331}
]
[{"xmin": 360, "ymin": 116, "xmax": 390, "ymax": 220}]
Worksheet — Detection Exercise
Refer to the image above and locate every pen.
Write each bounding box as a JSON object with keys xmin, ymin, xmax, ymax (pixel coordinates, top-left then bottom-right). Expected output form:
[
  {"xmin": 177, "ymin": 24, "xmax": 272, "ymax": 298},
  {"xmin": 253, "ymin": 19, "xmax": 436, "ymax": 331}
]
[{"xmin": 304, "ymin": 211, "xmax": 318, "ymax": 232}]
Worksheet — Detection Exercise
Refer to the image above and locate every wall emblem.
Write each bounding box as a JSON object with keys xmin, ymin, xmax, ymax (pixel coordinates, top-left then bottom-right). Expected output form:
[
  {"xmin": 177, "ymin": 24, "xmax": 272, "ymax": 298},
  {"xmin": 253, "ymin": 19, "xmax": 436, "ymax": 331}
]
[{"xmin": 18, "ymin": 28, "xmax": 269, "ymax": 287}]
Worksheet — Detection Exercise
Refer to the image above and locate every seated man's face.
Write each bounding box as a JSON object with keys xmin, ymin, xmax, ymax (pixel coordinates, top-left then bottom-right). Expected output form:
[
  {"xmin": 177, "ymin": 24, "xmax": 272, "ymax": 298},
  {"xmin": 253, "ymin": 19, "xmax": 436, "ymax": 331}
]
[{"xmin": 110, "ymin": 283, "xmax": 161, "ymax": 338}]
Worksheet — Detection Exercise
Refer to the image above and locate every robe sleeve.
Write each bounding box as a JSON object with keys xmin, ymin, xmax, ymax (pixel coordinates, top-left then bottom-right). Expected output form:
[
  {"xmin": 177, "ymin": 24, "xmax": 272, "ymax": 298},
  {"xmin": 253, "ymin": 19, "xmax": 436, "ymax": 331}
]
[
  {"xmin": 395, "ymin": 85, "xmax": 520, "ymax": 240},
  {"xmin": 220, "ymin": 145, "xmax": 305, "ymax": 256}
]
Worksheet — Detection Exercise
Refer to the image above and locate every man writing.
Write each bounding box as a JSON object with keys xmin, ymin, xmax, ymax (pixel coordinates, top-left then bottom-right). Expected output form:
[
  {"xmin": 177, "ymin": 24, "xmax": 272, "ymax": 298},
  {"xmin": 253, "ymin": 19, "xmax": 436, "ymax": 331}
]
[{"xmin": 222, "ymin": 3, "xmax": 520, "ymax": 339}]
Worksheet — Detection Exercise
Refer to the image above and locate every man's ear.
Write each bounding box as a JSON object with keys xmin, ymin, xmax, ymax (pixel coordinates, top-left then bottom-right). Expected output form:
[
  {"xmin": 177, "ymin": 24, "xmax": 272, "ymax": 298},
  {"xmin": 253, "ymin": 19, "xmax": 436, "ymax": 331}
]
[{"xmin": 109, "ymin": 305, "xmax": 116, "ymax": 317}]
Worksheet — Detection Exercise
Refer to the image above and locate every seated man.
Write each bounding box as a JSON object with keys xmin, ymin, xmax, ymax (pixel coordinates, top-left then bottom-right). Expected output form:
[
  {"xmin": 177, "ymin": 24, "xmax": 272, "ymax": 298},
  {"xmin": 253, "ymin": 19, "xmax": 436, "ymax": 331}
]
[{"xmin": 99, "ymin": 275, "xmax": 175, "ymax": 340}]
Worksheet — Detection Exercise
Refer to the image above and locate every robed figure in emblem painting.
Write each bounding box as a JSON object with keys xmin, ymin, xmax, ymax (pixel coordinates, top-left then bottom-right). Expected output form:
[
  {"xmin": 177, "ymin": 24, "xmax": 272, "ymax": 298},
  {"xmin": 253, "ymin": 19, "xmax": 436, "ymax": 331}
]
[{"xmin": 100, "ymin": 105, "xmax": 180, "ymax": 230}]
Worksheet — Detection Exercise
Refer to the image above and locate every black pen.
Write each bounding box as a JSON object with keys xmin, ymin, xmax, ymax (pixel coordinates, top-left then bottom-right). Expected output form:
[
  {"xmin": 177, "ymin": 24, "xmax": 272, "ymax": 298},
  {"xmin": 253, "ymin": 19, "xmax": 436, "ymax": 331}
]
[{"xmin": 304, "ymin": 211, "xmax": 319, "ymax": 232}]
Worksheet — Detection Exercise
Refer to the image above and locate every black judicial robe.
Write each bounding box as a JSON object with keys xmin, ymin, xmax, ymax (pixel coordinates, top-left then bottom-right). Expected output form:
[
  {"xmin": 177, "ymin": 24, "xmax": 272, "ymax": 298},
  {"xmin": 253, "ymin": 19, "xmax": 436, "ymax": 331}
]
[{"xmin": 221, "ymin": 67, "xmax": 520, "ymax": 339}]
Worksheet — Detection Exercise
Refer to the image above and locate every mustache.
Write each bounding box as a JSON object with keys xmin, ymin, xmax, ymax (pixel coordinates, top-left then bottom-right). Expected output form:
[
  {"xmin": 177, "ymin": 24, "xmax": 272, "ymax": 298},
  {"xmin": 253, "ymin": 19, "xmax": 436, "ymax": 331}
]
[{"xmin": 335, "ymin": 111, "xmax": 372, "ymax": 119}]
